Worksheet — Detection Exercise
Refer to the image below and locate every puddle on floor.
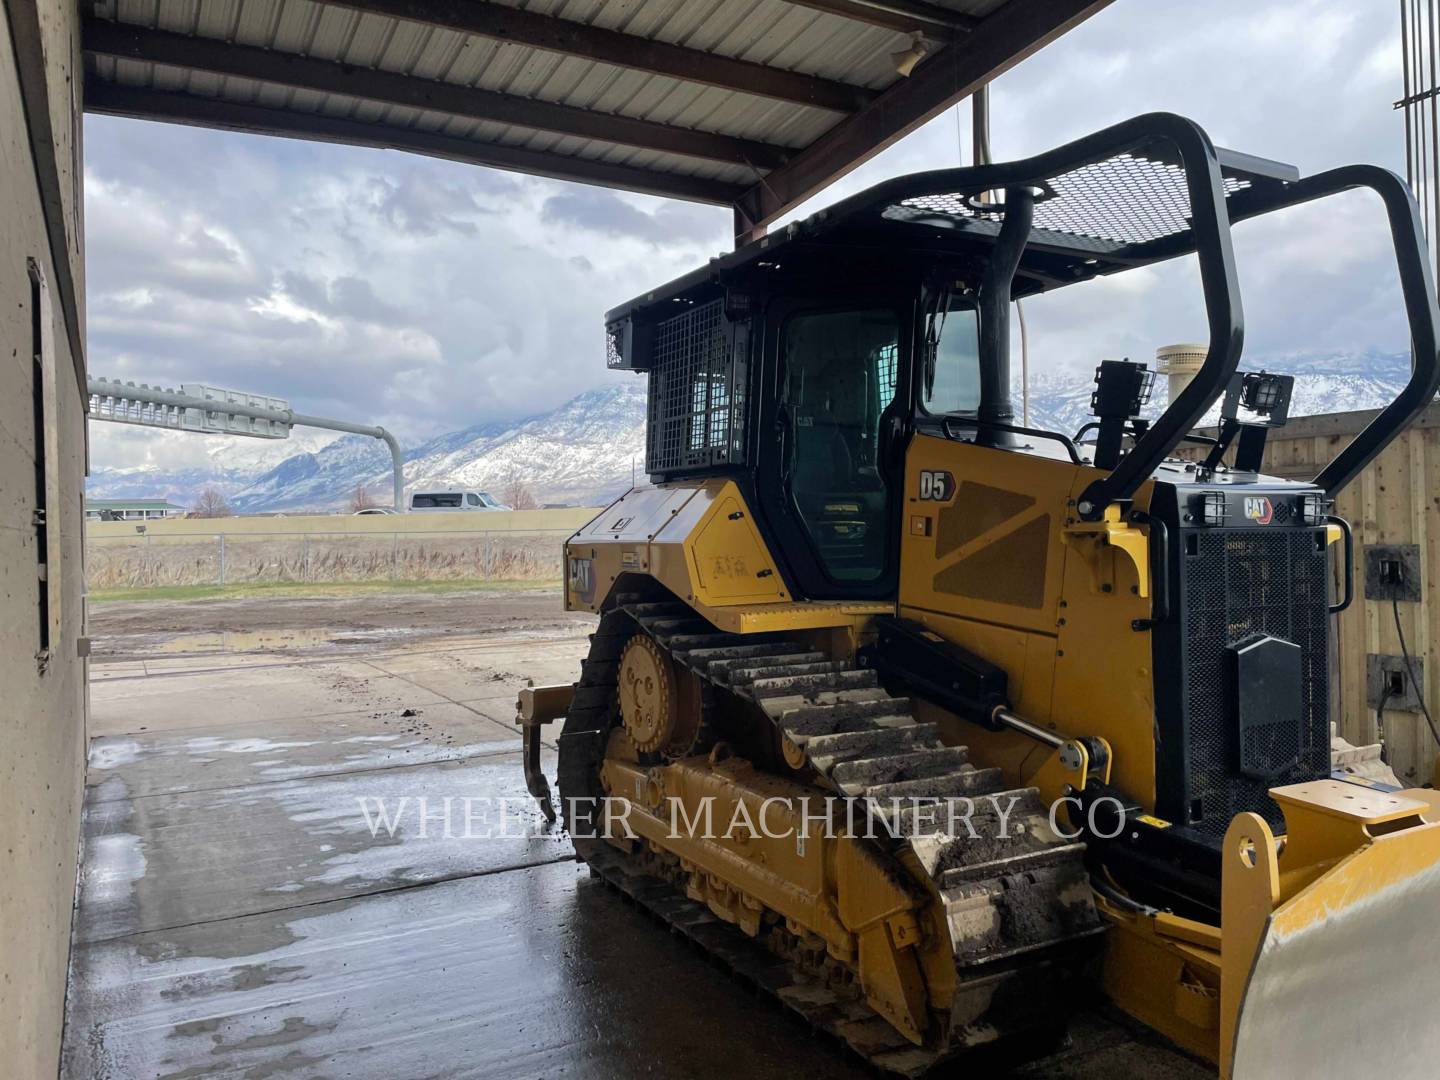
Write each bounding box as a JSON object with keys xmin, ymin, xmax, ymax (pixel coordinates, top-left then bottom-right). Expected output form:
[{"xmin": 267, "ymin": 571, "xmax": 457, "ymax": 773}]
[{"xmin": 141, "ymin": 627, "xmax": 417, "ymax": 656}]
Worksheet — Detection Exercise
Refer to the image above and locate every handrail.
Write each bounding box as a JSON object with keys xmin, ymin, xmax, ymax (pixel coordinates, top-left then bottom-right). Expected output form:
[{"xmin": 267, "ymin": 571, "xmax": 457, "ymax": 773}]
[
  {"xmin": 1221, "ymin": 166, "xmax": 1440, "ymax": 496},
  {"xmin": 941, "ymin": 415, "xmax": 1083, "ymax": 465},
  {"xmin": 1327, "ymin": 515, "xmax": 1355, "ymax": 614},
  {"xmin": 1074, "ymin": 117, "xmax": 1244, "ymax": 519},
  {"xmin": 1127, "ymin": 511, "xmax": 1170, "ymax": 630}
]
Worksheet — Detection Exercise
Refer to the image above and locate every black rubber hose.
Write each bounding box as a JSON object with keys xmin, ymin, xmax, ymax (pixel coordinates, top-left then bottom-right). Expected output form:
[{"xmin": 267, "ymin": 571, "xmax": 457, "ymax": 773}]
[
  {"xmin": 1375, "ymin": 685, "xmax": 1393, "ymax": 765},
  {"xmin": 1393, "ymin": 596, "xmax": 1440, "ymax": 750}
]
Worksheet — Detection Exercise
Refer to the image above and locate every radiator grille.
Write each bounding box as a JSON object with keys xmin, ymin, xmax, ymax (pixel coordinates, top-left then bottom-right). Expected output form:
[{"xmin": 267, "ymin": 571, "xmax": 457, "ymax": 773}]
[
  {"xmin": 1182, "ymin": 528, "xmax": 1330, "ymax": 837},
  {"xmin": 646, "ymin": 299, "xmax": 745, "ymax": 475}
]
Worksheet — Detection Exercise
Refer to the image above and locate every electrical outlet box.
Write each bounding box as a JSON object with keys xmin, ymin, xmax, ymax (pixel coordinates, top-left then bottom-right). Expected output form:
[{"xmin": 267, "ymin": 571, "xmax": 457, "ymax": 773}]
[
  {"xmin": 1367, "ymin": 653, "xmax": 1425, "ymax": 711},
  {"xmin": 1364, "ymin": 544, "xmax": 1423, "ymax": 602}
]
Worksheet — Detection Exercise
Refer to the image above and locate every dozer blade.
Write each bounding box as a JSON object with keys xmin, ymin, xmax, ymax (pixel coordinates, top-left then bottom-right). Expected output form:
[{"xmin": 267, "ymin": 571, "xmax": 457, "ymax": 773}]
[{"xmin": 1222, "ymin": 781, "xmax": 1440, "ymax": 1079}]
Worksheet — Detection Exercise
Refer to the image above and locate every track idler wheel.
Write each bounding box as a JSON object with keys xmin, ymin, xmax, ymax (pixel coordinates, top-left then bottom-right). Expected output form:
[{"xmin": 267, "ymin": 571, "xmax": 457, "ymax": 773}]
[{"xmin": 618, "ymin": 634, "xmax": 703, "ymax": 757}]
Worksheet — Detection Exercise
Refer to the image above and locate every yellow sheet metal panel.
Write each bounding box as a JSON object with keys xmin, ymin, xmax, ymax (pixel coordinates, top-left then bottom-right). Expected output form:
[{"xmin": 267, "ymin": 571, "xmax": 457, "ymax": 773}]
[
  {"xmin": 692, "ymin": 600, "xmax": 890, "ymax": 635},
  {"xmin": 899, "ymin": 435, "xmax": 1077, "ymax": 636},
  {"xmin": 685, "ymin": 486, "xmax": 787, "ymax": 605},
  {"xmin": 565, "ymin": 482, "xmax": 705, "ymax": 610},
  {"xmin": 1100, "ymin": 906, "xmax": 1221, "ymax": 1063},
  {"xmin": 898, "ymin": 434, "xmax": 1160, "ymax": 807},
  {"xmin": 1049, "ymin": 470, "xmax": 1159, "ymax": 807},
  {"xmin": 567, "ymin": 479, "xmax": 789, "ymax": 611}
]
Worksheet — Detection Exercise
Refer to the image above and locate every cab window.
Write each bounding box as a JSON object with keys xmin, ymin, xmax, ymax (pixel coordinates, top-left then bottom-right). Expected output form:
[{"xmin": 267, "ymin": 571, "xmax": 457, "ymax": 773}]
[{"xmin": 921, "ymin": 302, "xmax": 981, "ymax": 416}]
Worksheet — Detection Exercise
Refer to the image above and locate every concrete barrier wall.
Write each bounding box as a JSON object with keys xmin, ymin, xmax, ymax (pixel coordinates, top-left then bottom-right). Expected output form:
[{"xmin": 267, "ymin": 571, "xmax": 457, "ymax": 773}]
[
  {"xmin": 85, "ymin": 506, "xmax": 603, "ymax": 539},
  {"xmin": 0, "ymin": 1, "xmax": 89, "ymax": 1074}
]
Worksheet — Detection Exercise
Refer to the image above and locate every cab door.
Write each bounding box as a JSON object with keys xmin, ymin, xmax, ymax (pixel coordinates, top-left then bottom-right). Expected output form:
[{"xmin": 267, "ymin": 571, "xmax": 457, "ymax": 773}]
[{"xmin": 756, "ymin": 301, "xmax": 909, "ymax": 600}]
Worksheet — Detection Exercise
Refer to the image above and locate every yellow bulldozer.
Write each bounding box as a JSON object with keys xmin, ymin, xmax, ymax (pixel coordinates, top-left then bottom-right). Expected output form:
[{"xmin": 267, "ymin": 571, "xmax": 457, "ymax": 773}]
[{"xmin": 516, "ymin": 113, "xmax": 1440, "ymax": 1077}]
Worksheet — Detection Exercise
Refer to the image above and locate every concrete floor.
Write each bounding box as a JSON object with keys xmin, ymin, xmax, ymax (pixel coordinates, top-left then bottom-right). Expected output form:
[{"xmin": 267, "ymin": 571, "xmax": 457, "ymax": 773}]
[{"xmin": 64, "ymin": 597, "xmax": 1210, "ymax": 1079}]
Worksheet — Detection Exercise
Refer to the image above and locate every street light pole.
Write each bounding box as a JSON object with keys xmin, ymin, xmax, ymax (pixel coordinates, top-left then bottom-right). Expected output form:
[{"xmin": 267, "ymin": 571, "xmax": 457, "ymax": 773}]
[{"xmin": 88, "ymin": 378, "xmax": 406, "ymax": 511}]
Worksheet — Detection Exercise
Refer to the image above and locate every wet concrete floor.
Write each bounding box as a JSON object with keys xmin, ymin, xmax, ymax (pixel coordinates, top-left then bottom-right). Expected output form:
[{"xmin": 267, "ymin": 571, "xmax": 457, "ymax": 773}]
[{"xmin": 66, "ymin": 598, "xmax": 1209, "ymax": 1079}]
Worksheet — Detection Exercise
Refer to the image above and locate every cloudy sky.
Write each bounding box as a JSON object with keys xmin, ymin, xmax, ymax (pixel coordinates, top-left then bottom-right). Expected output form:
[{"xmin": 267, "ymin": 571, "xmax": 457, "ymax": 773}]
[{"xmin": 85, "ymin": 0, "xmax": 1403, "ymax": 473}]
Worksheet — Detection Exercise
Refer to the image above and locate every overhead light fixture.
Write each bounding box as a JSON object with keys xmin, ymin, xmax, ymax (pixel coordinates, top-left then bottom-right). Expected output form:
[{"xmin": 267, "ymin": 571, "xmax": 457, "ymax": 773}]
[{"xmin": 891, "ymin": 32, "xmax": 929, "ymax": 77}]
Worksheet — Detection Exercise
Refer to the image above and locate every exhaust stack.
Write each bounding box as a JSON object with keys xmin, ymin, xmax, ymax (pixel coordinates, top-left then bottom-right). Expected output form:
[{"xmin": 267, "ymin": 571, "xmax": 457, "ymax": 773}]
[{"xmin": 1156, "ymin": 343, "xmax": 1207, "ymax": 404}]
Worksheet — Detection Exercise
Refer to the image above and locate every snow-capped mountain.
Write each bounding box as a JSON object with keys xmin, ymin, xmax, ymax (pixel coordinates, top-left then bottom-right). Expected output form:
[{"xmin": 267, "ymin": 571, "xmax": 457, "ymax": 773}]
[
  {"xmin": 394, "ymin": 381, "xmax": 648, "ymax": 508},
  {"xmin": 1021, "ymin": 350, "xmax": 1413, "ymax": 436},
  {"xmin": 225, "ymin": 430, "xmax": 403, "ymax": 512},
  {"xmin": 87, "ymin": 352, "xmax": 1419, "ymax": 514},
  {"xmin": 84, "ymin": 428, "xmax": 339, "ymax": 505},
  {"xmin": 226, "ymin": 382, "xmax": 648, "ymax": 512}
]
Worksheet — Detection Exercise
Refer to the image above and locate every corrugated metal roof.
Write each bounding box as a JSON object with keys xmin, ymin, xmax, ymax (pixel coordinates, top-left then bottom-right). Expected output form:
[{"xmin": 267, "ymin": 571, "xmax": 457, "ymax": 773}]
[{"xmin": 82, "ymin": 0, "xmax": 1111, "ymax": 220}]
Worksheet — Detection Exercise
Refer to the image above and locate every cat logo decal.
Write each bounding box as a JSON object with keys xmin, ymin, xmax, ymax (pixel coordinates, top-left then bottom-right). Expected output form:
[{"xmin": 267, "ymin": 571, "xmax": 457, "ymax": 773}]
[{"xmin": 1244, "ymin": 496, "xmax": 1273, "ymax": 524}]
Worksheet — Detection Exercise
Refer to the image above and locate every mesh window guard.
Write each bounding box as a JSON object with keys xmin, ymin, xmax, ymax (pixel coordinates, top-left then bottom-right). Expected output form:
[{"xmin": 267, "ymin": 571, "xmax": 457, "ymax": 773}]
[{"xmin": 646, "ymin": 299, "xmax": 745, "ymax": 475}]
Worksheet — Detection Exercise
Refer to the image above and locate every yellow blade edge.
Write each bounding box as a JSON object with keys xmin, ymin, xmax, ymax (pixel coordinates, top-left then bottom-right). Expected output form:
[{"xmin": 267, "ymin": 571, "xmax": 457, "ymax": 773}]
[{"xmin": 1222, "ymin": 781, "xmax": 1440, "ymax": 1078}]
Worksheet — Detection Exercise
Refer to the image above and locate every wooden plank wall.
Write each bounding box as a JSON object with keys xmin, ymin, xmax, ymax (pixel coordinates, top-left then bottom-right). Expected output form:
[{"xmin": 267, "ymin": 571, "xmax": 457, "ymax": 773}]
[{"xmin": 1182, "ymin": 404, "xmax": 1440, "ymax": 786}]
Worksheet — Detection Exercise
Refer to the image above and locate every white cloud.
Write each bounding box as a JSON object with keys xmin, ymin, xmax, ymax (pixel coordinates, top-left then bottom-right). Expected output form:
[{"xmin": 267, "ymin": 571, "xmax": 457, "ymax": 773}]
[{"xmin": 85, "ymin": 0, "xmax": 1412, "ymax": 474}]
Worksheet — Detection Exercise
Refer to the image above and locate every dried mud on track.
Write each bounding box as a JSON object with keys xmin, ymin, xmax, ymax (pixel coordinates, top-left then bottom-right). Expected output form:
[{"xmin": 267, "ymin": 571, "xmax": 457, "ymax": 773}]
[{"xmin": 89, "ymin": 587, "xmax": 597, "ymax": 661}]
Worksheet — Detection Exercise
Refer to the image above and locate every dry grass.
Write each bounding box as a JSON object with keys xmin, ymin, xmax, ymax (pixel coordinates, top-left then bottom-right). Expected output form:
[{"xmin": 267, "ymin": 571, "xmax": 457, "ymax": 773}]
[{"xmin": 86, "ymin": 531, "xmax": 565, "ymax": 591}]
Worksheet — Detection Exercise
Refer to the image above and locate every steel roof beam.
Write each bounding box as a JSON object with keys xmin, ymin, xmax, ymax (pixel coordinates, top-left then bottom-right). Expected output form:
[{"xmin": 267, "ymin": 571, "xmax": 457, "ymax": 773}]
[
  {"xmin": 733, "ymin": 0, "xmax": 1114, "ymax": 236},
  {"xmin": 320, "ymin": 0, "xmax": 876, "ymax": 114},
  {"xmin": 84, "ymin": 83, "xmax": 747, "ymax": 205},
  {"xmin": 780, "ymin": 0, "xmax": 978, "ymax": 39},
  {"xmin": 84, "ymin": 19, "xmax": 792, "ymax": 170}
]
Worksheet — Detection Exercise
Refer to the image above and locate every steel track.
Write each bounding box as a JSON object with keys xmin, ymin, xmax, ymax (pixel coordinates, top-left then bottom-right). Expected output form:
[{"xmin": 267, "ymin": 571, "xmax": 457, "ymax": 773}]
[{"xmin": 556, "ymin": 599, "xmax": 1105, "ymax": 1074}]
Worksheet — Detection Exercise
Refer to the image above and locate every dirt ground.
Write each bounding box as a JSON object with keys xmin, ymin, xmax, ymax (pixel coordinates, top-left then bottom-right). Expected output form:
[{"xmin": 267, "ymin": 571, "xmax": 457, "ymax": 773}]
[{"xmin": 88, "ymin": 586, "xmax": 597, "ymax": 661}]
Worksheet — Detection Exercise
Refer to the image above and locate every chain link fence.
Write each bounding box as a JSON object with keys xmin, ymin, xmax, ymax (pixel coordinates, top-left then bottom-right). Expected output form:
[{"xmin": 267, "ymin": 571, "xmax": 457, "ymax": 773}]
[{"xmin": 86, "ymin": 528, "xmax": 571, "ymax": 590}]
